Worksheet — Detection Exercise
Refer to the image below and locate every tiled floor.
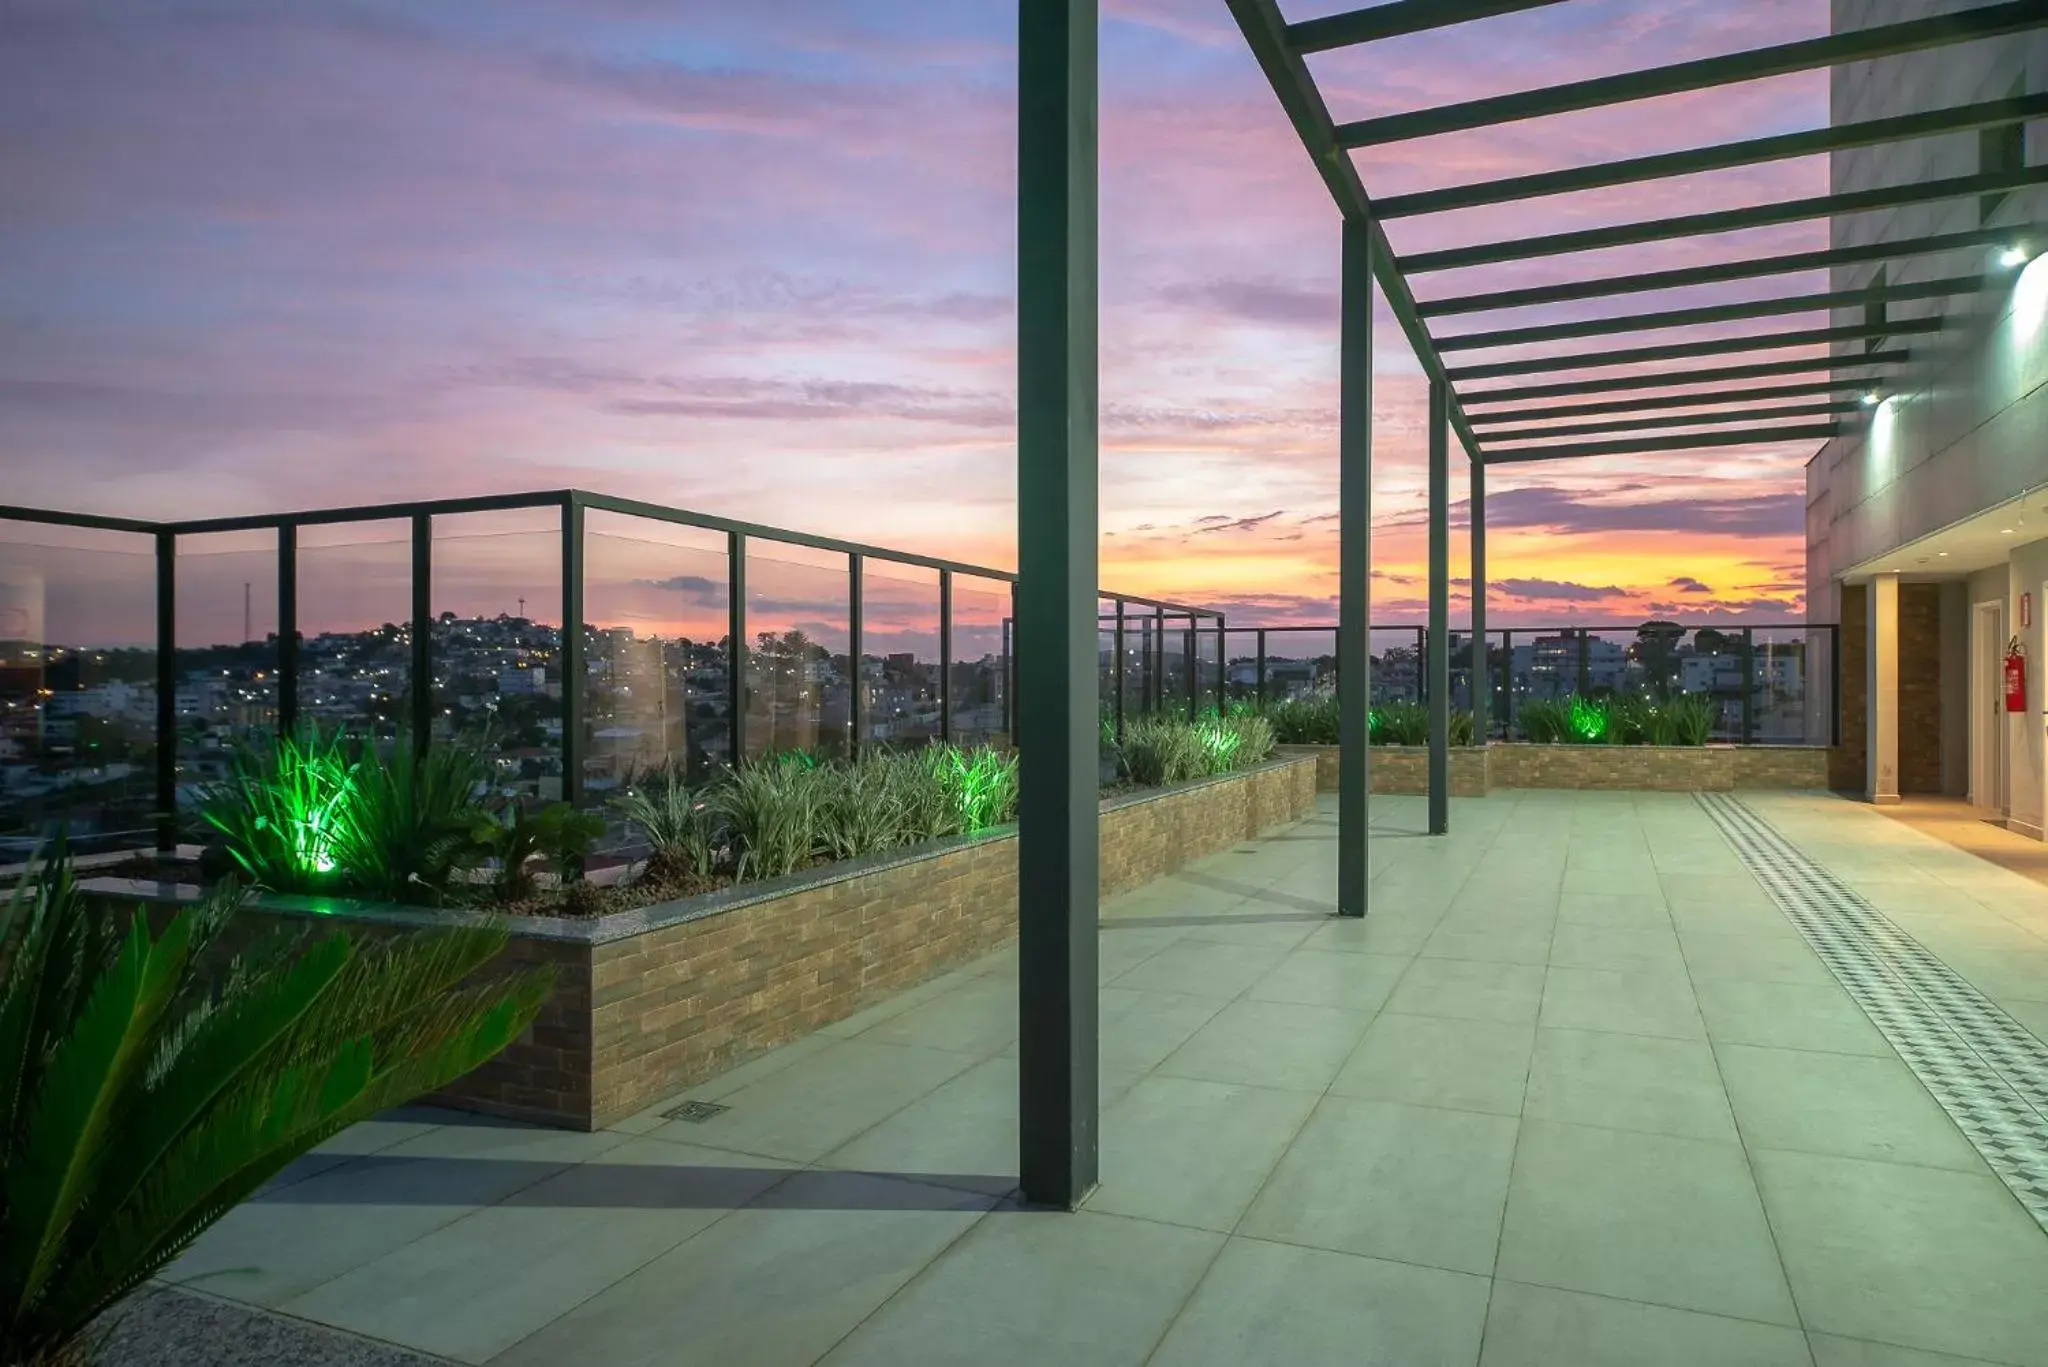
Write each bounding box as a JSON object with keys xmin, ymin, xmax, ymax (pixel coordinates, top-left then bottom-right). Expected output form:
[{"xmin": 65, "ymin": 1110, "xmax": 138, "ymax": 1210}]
[{"xmin": 160, "ymin": 788, "xmax": 2048, "ymax": 1367}]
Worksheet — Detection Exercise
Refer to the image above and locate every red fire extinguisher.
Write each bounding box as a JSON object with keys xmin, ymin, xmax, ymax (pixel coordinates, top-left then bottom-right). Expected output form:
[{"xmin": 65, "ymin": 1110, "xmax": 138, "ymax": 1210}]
[{"xmin": 2006, "ymin": 638, "xmax": 2028, "ymax": 714}]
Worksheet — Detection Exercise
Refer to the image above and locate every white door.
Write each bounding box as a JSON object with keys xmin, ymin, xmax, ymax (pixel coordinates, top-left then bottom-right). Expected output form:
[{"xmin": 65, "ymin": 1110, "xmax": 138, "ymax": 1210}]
[{"xmin": 1972, "ymin": 600, "xmax": 2007, "ymax": 814}]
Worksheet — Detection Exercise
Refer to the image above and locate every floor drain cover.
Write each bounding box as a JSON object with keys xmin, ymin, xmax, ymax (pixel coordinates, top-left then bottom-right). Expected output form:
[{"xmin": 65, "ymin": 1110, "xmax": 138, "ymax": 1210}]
[{"xmin": 662, "ymin": 1099, "xmax": 730, "ymax": 1123}]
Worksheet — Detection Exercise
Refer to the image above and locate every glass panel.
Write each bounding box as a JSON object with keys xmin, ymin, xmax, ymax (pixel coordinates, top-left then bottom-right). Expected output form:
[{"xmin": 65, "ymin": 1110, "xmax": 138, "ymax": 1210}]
[
  {"xmin": 1678, "ymin": 626, "xmax": 1749, "ymax": 741},
  {"xmin": 950, "ymin": 575, "xmax": 1009, "ymax": 745},
  {"xmin": 1370, "ymin": 628, "xmax": 1420, "ymax": 705},
  {"xmin": 1158, "ymin": 614, "xmax": 1191, "ymax": 721},
  {"xmin": 1097, "ymin": 598, "xmax": 1118, "ymax": 735},
  {"xmin": 582, "ymin": 511, "xmax": 732, "ymax": 791},
  {"xmin": 1122, "ymin": 610, "xmax": 1158, "ymax": 720},
  {"xmin": 296, "ymin": 521, "xmax": 411, "ymax": 746},
  {"xmin": 0, "ymin": 520, "xmax": 158, "ymax": 857},
  {"xmin": 746, "ymin": 542, "xmax": 850, "ymax": 762},
  {"xmin": 1195, "ymin": 622, "xmax": 1222, "ymax": 714},
  {"xmin": 1749, "ymin": 627, "xmax": 1813, "ymax": 745},
  {"xmin": 1264, "ymin": 628, "xmax": 1334, "ymax": 703},
  {"xmin": 863, "ymin": 563, "xmax": 942, "ymax": 749},
  {"xmin": 432, "ymin": 509, "xmax": 562, "ymax": 802},
  {"xmin": 174, "ymin": 530, "xmax": 278, "ymax": 794},
  {"xmin": 1223, "ymin": 629, "xmax": 1262, "ymax": 705}
]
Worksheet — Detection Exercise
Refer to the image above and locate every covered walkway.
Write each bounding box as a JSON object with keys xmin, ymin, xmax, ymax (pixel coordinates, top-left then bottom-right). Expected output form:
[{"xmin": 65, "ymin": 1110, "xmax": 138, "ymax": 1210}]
[{"xmin": 141, "ymin": 788, "xmax": 2048, "ymax": 1367}]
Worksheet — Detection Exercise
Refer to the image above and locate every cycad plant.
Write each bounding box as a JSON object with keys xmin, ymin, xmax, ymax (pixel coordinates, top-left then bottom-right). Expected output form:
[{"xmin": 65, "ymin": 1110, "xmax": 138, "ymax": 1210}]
[
  {"xmin": 326, "ymin": 737, "xmax": 493, "ymax": 905},
  {"xmin": 0, "ymin": 849, "xmax": 552, "ymax": 1366}
]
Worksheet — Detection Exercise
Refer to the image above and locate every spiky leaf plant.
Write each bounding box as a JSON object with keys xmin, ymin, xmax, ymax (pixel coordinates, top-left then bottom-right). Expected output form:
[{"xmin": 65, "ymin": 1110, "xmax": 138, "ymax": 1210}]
[
  {"xmin": 195, "ymin": 730, "xmax": 358, "ymax": 892},
  {"xmin": 1661, "ymin": 692, "xmax": 1719, "ymax": 746},
  {"xmin": 0, "ymin": 848, "xmax": 552, "ymax": 1366},
  {"xmin": 325, "ymin": 736, "xmax": 494, "ymax": 905},
  {"xmin": 713, "ymin": 758, "xmax": 818, "ymax": 881},
  {"xmin": 612, "ymin": 777, "xmax": 721, "ymax": 882}
]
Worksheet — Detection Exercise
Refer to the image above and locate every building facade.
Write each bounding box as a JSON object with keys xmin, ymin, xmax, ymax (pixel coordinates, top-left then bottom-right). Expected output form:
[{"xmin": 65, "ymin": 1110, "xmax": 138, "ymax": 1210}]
[{"xmin": 1806, "ymin": 0, "xmax": 2048, "ymax": 834}]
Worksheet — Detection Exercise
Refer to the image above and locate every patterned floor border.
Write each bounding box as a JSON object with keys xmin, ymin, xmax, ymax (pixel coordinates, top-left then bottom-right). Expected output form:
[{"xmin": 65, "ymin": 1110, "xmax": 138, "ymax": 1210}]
[{"xmin": 1696, "ymin": 792, "xmax": 2048, "ymax": 1231}]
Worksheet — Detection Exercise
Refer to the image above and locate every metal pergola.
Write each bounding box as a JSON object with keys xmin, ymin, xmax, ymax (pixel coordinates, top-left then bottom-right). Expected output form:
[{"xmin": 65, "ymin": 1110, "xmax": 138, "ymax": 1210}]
[{"xmin": 1015, "ymin": 0, "xmax": 2044, "ymax": 1208}]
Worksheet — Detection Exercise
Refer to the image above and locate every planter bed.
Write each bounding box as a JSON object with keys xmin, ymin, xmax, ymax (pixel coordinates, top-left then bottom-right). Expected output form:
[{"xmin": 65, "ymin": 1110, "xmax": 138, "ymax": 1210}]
[
  {"xmin": 1280, "ymin": 743, "xmax": 1830, "ymax": 794},
  {"xmin": 85, "ymin": 755, "xmax": 1317, "ymax": 1131}
]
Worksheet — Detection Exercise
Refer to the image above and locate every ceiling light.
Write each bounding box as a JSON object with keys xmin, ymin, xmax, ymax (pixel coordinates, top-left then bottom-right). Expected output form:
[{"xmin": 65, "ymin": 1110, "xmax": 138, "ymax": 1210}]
[
  {"xmin": 2001, "ymin": 245, "xmax": 2031, "ymax": 269},
  {"xmin": 1938, "ymin": 551, "xmax": 1950, "ymax": 557},
  {"xmin": 2002, "ymin": 528, "xmax": 2014, "ymax": 535}
]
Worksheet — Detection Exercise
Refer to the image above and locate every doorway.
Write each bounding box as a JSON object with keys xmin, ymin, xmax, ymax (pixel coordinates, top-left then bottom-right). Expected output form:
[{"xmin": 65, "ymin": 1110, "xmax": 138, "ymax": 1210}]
[{"xmin": 1971, "ymin": 599, "xmax": 2007, "ymax": 815}]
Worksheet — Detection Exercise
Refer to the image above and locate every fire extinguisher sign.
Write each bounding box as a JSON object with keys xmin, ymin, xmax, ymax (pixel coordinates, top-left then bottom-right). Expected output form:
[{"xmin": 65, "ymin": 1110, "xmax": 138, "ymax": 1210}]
[{"xmin": 2006, "ymin": 638, "xmax": 2029, "ymax": 714}]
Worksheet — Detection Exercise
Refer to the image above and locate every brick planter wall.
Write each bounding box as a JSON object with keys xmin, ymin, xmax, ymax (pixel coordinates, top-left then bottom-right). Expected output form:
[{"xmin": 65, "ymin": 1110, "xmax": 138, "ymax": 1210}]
[
  {"xmin": 1279, "ymin": 743, "xmax": 1829, "ymax": 794},
  {"xmin": 97, "ymin": 756, "xmax": 1316, "ymax": 1132}
]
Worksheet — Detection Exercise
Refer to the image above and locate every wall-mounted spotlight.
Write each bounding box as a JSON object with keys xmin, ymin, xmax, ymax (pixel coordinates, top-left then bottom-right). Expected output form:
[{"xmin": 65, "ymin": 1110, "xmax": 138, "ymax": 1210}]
[
  {"xmin": 1861, "ymin": 391, "xmax": 1881, "ymax": 406},
  {"xmin": 2002, "ymin": 245, "xmax": 2032, "ymax": 269}
]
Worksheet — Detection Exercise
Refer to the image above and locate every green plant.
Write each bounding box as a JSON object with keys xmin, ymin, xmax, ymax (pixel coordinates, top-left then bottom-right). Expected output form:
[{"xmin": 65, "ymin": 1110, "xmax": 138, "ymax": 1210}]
[
  {"xmin": 809, "ymin": 759, "xmax": 912, "ymax": 862},
  {"xmin": 714, "ymin": 757, "xmax": 818, "ymax": 881},
  {"xmin": 613, "ymin": 775, "xmax": 721, "ymax": 882},
  {"xmin": 1660, "ymin": 692, "xmax": 1718, "ymax": 746},
  {"xmin": 1609, "ymin": 693, "xmax": 1657, "ymax": 746},
  {"xmin": 472, "ymin": 802, "xmax": 605, "ymax": 901},
  {"xmin": 1120, "ymin": 719, "xmax": 1206, "ymax": 787},
  {"xmin": 1371, "ymin": 701, "xmax": 1429, "ymax": 747},
  {"xmin": 1567, "ymin": 695, "xmax": 1612, "ymax": 744},
  {"xmin": 1448, "ymin": 709, "xmax": 1476, "ymax": 747},
  {"xmin": 1265, "ymin": 694, "xmax": 1339, "ymax": 746},
  {"xmin": 1219, "ymin": 712, "xmax": 1275, "ymax": 768},
  {"xmin": 1516, "ymin": 697, "xmax": 1571, "ymax": 744},
  {"xmin": 0, "ymin": 846, "xmax": 551, "ymax": 1366},
  {"xmin": 934, "ymin": 746, "xmax": 1020, "ymax": 832},
  {"xmin": 196, "ymin": 730, "xmax": 358, "ymax": 892},
  {"xmin": 326, "ymin": 737, "xmax": 494, "ymax": 905}
]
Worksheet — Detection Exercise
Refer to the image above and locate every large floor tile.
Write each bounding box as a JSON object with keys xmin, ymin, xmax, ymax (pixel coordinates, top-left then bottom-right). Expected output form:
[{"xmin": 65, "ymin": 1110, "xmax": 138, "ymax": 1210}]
[
  {"xmin": 1330, "ymin": 1012, "xmax": 1534, "ymax": 1116},
  {"xmin": 1109, "ymin": 939, "xmax": 1288, "ymax": 998},
  {"xmin": 1422, "ymin": 920, "xmax": 1555, "ymax": 966},
  {"xmin": 1753, "ymin": 1149, "xmax": 2048, "ymax": 1366},
  {"xmin": 1150, "ymin": 1238, "xmax": 1490, "ymax": 1367},
  {"xmin": 1240, "ymin": 1096, "xmax": 1518, "ymax": 1275},
  {"xmin": 1384, "ymin": 957, "xmax": 1547, "ymax": 1026},
  {"xmin": 1246, "ymin": 948, "xmax": 1409, "ymax": 1012},
  {"xmin": 1808, "ymin": 1335, "xmax": 2009, "ymax": 1366},
  {"xmin": 165, "ymin": 1146, "xmax": 580, "ymax": 1306},
  {"xmin": 279, "ymin": 1139, "xmax": 794, "ymax": 1362},
  {"xmin": 853, "ymin": 975, "xmax": 1019, "ymax": 1057},
  {"xmin": 1556, "ymin": 892, "xmax": 1671, "ymax": 928},
  {"xmin": 821, "ymin": 1210, "xmax": 1222, "ymax": 1367},
  {"xmin": 492, "ymin": 1171, "xmax": 994, "ymax": 1367},
  {"xmin": 1496, "ymin": 1120, "xmax": 1797, "ymax": 1326},
  {"xmin": 1539, "ymin": 967, "xmax": 1705, "ymax": 1040},
  {"xmin": 1547, "ymin": 925, "xmax": 1686, "ymax": 975},
  {"xmin": 647, "ymin": 1040, "xmax": 974, "ymax": 1162},
  {"xmin": 1084, "ymin": 988, "xmax": 1231, "ymax": 1075},
  {"xmin": 1158, "ymin": 998, "xmax": 1372, "ymax": 1092},
  {"xmin": 1088, "ymin": 1076, "xmax": 1317, "ymax": 1231},
  {"xmin": 1719, "ymin": 1045, "xmax": 1983, "ymax": 1172},
  {"xmin": 1679, "ymin": 930, "xmax": 1836, "ymax": 986},
  {"xmin": 1523, "ymin": 1028, "xmax": 1736, "ymax": 1141},
  {"xmin": 1693, "ymin": 978, "xmax": 1895, "ymax": 1057},
  {"xmin": 1479, "ymin": 1280, "xmax": 1811, "ymax": 1367},
  {"xmin": 1304, "ymin": 914, "xmax": 1439, "ymax": 957}
]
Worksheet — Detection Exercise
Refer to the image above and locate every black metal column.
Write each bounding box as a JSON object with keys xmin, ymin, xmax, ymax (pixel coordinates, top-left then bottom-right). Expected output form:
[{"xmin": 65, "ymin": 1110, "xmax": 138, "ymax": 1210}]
[
  {"xmin": 155, "ymin": 530, "xmax": 176, "ymax": 852},
  {"xmin": 1185, "ymin": 617, "xmax": 1198, "ymax": 720},
  {"xmin": 939, "ymin": 569, "xmax": 954, "ymax": 744},
  {"xmin": 728, "ymin": 532, "xmax": 747, "ymax": 768},
  {"xmin": 1500, "ymin": 631, "xmax": 1512, "ymax": 737},
  {"xmin": 1255, "ymin": 628, "xmax": 1268, "ymax": 703},
  {"xmin": 410, "ymin": 513, "xmax": 432, "ymax": 757},
  {"xmin": 1741, "ymin": 627, "xmax": 1756, "ymax": 744},
  {"xmin": 1469, "ymin": 459, "xmax": 1488, "ymax": 745},
  {"xmin": 1113, "ymin": 600, "xmax": 1126, "ymax": 741},
  {"xmin": 1151, "ymin": 606, "xmax": 1164, "ymax": 715},
  {"xmin": 277, "ymin": 523, "xmax": 298, "ymax": 741},
  {"xmin": 848, "ymin": 554, "xmax": 865, "ymax": 758},
  {"xmin": 1338, "ymin": 215, "xmax": 1373, "ymax": 917},
  {"xmin": 1016, "ymin": 0, "xmax": 1099, "ymax": 1211},
  {"xmin": 1427, "ymin": 376, "xmax": 1450, "ymax": 836},
  {"xmin": 560, "ymin": 498, "xmax": 584, "ymax": 807}
]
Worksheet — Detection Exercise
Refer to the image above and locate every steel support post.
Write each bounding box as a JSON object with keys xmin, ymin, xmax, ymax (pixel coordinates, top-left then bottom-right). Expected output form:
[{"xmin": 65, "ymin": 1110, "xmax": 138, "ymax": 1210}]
[
  {"xmin": 1256, "ymin": 628, "xmax": 1268, "ymax": 703},
  {"xmin": 728, "ymin": 532, "xmax": 747, "ymax": 767},
  {"xmin": 410, "ymin": 514, "xmax": 432, "ymax": 758},
  {"xmin": 1113, "ymin": 600, "xmax": 1126, "ymax": 741},
  {"xmin": 1469, "ymin": 459, "xmax": 1488, "ymax": 745},
  {"xmin": 939, "ymin": 569, "xmax": 954, "ymax": 744},
  {"xmin": 277, "ymin": 524, "xmax": 298, "ymax": 741},
  {"xmin": 849, "ymin": 554, "xmax": 865, "ymax": 758},
  {"xmin": 155, "ymin": 531, "xmax": 176, "ymax": 852},
  {"xmin": 1427, "ymin": 377, "xmax": 1450, "ymax": 836},
  {"xmin": 1741, "ymin": 627, "xmax": 1756, "ymax": 744},
  {"xmin": 1016, "ymin": 0, "xmax": 1100, "ymax": 1210},
  {"xmin": 1337, "ymin": 215, "xmax": 1373, "ymax": 916},
  {"xmin": 560, "ymin": 499, "xmax": 585, "ymax": 809}
]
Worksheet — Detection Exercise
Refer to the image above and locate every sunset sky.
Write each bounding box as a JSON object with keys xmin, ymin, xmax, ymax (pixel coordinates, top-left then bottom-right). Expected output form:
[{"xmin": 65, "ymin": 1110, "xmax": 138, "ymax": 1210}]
[{"xmin": 1, "ymin": 0, "xmax": 1836, "ymax": 633}]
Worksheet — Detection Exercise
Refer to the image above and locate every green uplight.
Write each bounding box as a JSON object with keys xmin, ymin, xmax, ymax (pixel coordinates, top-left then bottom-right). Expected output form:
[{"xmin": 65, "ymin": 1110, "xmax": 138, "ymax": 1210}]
[{"xmin": 1568, "ymin": 696, "xmax": 1609, "ymax": 743}]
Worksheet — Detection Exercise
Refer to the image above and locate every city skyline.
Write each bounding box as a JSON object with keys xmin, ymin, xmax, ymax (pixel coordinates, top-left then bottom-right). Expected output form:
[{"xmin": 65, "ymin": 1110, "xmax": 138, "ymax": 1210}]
[{"xmin": 3, "ymin": 1, "xmax": 1824, "ymax": 626}]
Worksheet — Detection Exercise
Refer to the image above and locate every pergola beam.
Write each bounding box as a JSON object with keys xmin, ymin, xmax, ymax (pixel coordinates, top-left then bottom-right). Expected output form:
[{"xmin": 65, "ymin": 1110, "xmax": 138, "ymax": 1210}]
[
  {"xmin": 1460, "ymin": 351, "xmax": 1908, "ymax": 404},
  {"xmin": 1464, "ymin": 378, "xmax": 1885, "ymax": 424},
  {"xmin": 1443, "ymin": 319, "xmax": 1940, "ymax": 381},
  {"xmin": 1227, "ymin": 0, "xmax": 1482, "ymax": 462},
  {"xmin": 1437, "ymin": 274, "xmax": 1984, "ymax": 351},
  {"xmin": 1288, "ymin": 0, "xmax": 1571, "ymax": 52},
  {"xmin": 1478, "ymin": 400, "xmax": 1862, "ymax": 443},
  {"xmin": 1333, "ymin": 1, "xmax": 2044, "ymax": 149},
  {"xmin": 1415, "ymin": 225, "xmax": 2034, "ymax": 316},
  {"xmin": 1376, "ymin": 93, "xmax": 2048, "ymax": 218},
  {"xmin": 1482, "ymin": 424, "xmax": 1843, "ymax": 464},
  {"xmin": 1402, "ymin": 166, "xmax": 2048, "ymax": 273}
]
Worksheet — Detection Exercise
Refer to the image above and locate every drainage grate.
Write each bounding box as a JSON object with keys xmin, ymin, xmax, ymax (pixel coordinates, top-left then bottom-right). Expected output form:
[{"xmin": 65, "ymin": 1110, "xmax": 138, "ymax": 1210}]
[
  {"xmin": 1697, "ymin": 792, "xmax": 2048, "ymax": 1229},
  {"xmin": 662, "ymin": 1099, "xmax": 731, "ymax": 1123}
]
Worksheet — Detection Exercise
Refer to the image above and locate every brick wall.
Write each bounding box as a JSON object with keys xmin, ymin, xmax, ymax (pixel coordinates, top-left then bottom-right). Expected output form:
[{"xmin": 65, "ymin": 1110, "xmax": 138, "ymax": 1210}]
[
  {"xmin": 1899, "ymin": 581, "xmax": 1944, "ymax": 795},
  {"xmin": 1834, "ymin": 583, "xmax": 1869, "ymax": 792},
  {"xmin": 1281, "ymin": 743, "xmax": 1829, "ymax": 795}
]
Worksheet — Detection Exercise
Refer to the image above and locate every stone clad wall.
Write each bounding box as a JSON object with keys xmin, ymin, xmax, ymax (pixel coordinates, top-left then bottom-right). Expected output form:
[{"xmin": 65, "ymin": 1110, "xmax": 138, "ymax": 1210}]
[{"xmin": 1281, "ymin": 743, "xmax": 1830, "ymax": 795}]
